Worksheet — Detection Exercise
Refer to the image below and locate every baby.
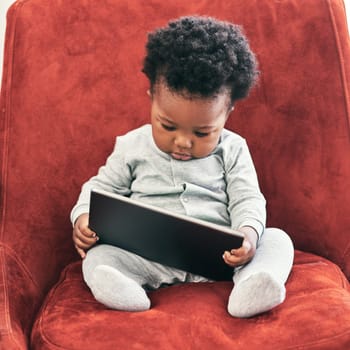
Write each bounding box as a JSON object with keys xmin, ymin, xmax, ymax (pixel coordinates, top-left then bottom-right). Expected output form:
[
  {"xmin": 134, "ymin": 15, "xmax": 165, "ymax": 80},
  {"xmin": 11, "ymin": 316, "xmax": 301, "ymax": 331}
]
[{"xmin": 71, "ymin": 16, "xmax": 294, "ymax": 318}]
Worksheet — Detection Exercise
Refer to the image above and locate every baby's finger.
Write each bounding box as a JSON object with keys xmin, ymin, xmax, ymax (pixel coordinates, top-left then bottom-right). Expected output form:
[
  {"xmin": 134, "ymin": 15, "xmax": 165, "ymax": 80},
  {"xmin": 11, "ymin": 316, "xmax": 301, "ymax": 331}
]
[
  {"xmin": 75, "ymin": 236, "xmax": 93, "ymax": 248},
  {"xmin": 75, "ymin": 244, "xmax": 86, "ymax": 259},
  {"xmin": 73, "ymin": 227, "xmax": 96, "ymax": 248},
  {"xmin": 223, "ymin": 251, "xmax": 245, "ymax": 266},
  {"xmin": 75, "ymin": 233, "xmax": 98, "ymax": 248},
  {"xmin": 230, "ymin": 240, "xmax": 252, "ymax": 256},
  {"xmin": 229, "ymin": 247, "xmax": 245, "ymax": 257},
  {"xmin": 80, "ymin": 226, "xmax": 97, "ymax": 238},
  {"xmin": 75, "ymin": 228, "xmax": 98, "ymax": 245}
]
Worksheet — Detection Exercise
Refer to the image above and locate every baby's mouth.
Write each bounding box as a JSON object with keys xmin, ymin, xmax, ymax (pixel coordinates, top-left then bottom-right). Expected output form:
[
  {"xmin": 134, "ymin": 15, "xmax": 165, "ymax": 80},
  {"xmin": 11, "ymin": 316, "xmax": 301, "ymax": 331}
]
[{"xmin": 171, "ymin": 152, "xmax": 192, "ymax": 161}]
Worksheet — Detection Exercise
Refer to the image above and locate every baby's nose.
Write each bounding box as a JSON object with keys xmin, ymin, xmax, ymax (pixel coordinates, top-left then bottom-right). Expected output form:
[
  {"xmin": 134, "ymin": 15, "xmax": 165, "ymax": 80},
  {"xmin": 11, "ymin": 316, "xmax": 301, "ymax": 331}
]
[{"xmin": 174, "ymin": 134, "xmax": 192, "ymax": 149}]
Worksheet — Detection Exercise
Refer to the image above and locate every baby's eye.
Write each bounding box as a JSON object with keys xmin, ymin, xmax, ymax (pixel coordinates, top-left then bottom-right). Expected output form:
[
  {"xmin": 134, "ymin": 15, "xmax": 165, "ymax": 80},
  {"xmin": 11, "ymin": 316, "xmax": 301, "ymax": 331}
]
[
  {"xmin": 194, "ymin": 131, "xmax": 210, "ymax": 138},
  {"xmin": 161, "ymin": 124, "xmax": 176, "ymax": 131}
]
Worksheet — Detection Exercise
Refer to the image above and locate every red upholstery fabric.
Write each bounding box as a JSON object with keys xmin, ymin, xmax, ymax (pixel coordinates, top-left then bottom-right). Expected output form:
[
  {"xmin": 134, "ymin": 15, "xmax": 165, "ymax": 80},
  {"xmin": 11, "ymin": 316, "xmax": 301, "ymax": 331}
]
[
  {"xmin": 31, "ymin": 251, "xmax": 350, "ymax": 350},
  {"xmin": 0, "ymin": 0, "xmax": 349, "ymax": 349}
]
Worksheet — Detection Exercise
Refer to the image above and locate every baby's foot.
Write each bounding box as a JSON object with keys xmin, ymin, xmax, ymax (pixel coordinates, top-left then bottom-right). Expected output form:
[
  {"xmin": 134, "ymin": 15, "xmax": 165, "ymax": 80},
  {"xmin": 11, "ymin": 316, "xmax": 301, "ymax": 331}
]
[
  {"xmin": 90, "ymin": 265, "xmax": 151, "ymax": 311},
  {"xmin": 228, "ymin": 271, "xmax": 285, "ymax": 318}
]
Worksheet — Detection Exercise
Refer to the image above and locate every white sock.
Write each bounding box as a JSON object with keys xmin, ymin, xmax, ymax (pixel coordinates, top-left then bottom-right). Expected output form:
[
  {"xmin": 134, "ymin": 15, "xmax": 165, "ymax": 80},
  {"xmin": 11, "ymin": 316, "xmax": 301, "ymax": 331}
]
[
  {"xmin": 227, "ymin": 271, "xmax": 286, "ymax": 318},
  {"xmin": 227, "ymin": 228, "xmax": 294, "ymax": 318},
  {"xmin": 90, "ymin": 265, "xmax": 151, "ymax": 311}
]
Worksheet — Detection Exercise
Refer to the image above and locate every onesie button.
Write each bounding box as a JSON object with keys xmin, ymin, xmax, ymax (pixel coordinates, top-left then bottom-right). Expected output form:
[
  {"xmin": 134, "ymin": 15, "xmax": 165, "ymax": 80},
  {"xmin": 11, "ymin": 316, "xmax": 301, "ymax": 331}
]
[{"xmin": 183, "ymin": 197, "xmax": 189, "ymax": 202}]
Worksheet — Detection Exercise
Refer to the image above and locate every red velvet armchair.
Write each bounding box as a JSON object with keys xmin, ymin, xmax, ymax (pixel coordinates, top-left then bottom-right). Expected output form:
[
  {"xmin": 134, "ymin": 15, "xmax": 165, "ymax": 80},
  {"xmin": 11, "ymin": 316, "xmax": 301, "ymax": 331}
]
[{"xmin": 1, "ymin": 0, "xmax": 350, "ymax": 349}]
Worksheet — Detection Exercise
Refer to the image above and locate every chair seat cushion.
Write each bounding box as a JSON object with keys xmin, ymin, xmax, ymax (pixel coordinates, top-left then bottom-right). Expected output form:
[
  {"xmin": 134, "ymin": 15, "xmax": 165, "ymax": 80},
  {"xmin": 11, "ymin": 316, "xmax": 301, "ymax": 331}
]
[{"xmin": 31, "ymin": 250, "xmax": 350, "ymax": 350}]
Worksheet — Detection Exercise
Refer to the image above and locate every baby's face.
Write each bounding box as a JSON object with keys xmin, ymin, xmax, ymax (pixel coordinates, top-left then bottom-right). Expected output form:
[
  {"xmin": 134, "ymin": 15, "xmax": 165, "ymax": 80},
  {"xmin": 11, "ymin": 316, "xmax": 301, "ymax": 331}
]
[{"xmin": 149, "ymin": 83, "xmax": 232, "ymax": 160}]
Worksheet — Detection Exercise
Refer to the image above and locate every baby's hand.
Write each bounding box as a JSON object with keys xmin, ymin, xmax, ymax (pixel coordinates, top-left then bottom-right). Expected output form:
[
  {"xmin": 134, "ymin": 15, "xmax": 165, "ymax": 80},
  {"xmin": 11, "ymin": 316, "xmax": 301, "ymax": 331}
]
[
  {"xmin": 72, "ymin": 213, "xmax": 99, "ymax": 259},
  {"xmin": 223, "ymin": 227, "xmax": 258, "ymax": 267}
]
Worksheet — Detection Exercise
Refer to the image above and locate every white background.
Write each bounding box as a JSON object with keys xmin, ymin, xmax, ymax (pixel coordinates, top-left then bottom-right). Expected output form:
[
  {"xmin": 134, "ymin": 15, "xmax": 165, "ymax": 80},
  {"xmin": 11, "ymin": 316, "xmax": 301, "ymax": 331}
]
[{"xmin": 1, "ymin": 0, "xmax": 350, "ymax": 83}]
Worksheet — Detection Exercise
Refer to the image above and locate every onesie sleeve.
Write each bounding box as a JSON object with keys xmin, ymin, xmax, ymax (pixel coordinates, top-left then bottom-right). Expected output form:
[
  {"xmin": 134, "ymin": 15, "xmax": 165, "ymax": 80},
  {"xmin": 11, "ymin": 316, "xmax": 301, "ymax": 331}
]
[
  {"xmin": 223, "ymin": 137, "xmax": 266, "ymax": 238},
  {"xmin": 70, "ymin": 136, "xmax": 132, "ymax": 225}
]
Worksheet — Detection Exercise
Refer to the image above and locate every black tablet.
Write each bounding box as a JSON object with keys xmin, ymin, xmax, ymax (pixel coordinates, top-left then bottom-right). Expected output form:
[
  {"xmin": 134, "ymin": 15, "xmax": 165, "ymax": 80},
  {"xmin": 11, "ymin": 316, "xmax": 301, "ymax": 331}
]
[{"xmin": 89, "ymin": 189, "xmax": 244, "ymax": 280}]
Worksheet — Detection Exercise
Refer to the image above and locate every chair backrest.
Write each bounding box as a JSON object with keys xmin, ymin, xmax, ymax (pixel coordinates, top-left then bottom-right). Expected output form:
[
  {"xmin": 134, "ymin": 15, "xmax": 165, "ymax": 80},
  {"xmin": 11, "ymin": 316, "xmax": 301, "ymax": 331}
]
[{"xmin": 0, "ymin": 0, "xmax": 349, "ymax": 307}]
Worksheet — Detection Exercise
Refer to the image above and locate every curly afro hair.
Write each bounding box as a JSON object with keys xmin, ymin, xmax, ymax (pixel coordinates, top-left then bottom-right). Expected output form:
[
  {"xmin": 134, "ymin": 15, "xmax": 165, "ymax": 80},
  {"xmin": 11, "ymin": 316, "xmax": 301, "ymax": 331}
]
[{"xmin": 142, "ymin": 16, "xmax": 259, "ymax": 103}]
